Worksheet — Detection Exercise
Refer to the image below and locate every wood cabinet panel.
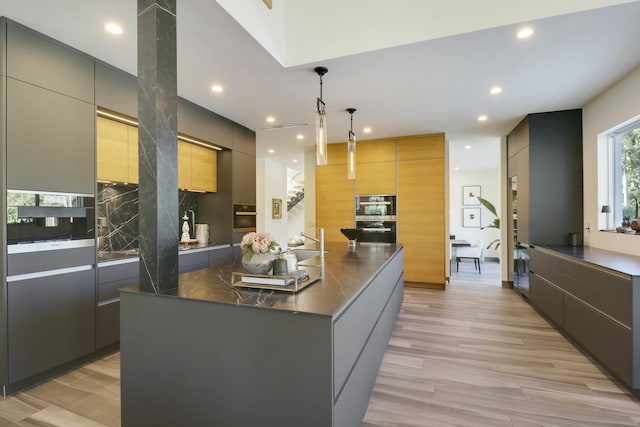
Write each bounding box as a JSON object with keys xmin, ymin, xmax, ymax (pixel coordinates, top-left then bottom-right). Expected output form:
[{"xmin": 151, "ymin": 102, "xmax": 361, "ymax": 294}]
[
  {"xmin": 356, "ymin": 138, "xmax": 396, "ymax": 164},
  {"xmin": 178, "ymin": 140, "xmax": 192, "ymax": 189},
  {"xmin": 128, "ymin": 126, "xmax": 139, "ymax": 184},
  {"xmin": 316, "ymin": 164, "xmax": 355, "ymax": 242},
  {"xmin": 398, "ymin": 158, "xmax": 445, "ymax": 285},
  {"xmin": 326, "ymin": 142, "xmax": 348, "ymax": 165},
  {"xmin": 355, "ymin": 161, "xmax": 396, "ymax": 195},
  {"xmin": 191, "ymin": 144, "xmax": 217, "ymax": 192},
  {"xmin": 397, "ymin": 133, "xmax": 444, "ymax": 160},
  {"xmin": 97, "ymin": 117, "xmax": 129, "ymax": 183}
]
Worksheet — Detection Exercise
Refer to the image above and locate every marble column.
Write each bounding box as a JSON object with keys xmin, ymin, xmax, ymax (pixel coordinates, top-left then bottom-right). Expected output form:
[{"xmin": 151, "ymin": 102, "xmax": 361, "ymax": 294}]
[{"xmin": 137, "ymin": 0, "xmax": 178, "ymax": 293}]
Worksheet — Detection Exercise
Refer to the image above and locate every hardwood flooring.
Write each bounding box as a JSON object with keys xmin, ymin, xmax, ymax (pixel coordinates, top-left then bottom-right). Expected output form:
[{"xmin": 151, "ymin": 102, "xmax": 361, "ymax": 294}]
[{"xmin": 1, "ymin": 262, "xmax": 639, "ymax": 426}]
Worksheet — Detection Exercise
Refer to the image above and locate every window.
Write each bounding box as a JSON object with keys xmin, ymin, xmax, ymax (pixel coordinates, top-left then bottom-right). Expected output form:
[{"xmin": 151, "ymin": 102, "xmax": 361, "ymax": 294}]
[{"xmin": 608, "ymin": 119, "xmax": 640, "ymax": 227}]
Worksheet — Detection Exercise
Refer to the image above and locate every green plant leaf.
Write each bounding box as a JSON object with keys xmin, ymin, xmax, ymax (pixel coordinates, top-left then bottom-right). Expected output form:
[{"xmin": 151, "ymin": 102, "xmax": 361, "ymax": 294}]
[{"xmin": 477, "ymin": 196, "xmax": 497, "ymax": 218}]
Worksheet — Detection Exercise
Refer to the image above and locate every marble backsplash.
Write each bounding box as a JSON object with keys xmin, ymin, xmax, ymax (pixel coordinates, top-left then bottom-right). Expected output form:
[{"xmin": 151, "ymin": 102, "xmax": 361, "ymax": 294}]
[{"xmin": 97, "ymin": 183, "xmax": 198, "ymax": 252}]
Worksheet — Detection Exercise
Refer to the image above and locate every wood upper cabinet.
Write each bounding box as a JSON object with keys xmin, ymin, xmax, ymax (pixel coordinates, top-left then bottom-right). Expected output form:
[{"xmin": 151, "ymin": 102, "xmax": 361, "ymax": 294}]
[
  {"xmin": 97, "ymin": 117, "xmax": 129, "ymax": 183},
  {"xmin": 190, "ymin": 144, "xmax": 217, "ymax": 192},
  {"xmin": 178, "ymin": 140, "xmax": 192, "ymax": 189},
  {"xmin": 179, "ymin": 140, "xmax": 217, "ymax": 192},
  {"xmin": 128, "ymin": 126, "xmax": 139, "ymax": 184},
  {"xmin": 326, "ymin": 143, "xmax": 348, "ymax": 165},
  {"xmin": 397, "ymin": 133, "xmax": 445, "ymax": 160},
  {"xmin": 355, "ymin": 138, "xmax": 396, "ymax": 195},
  {"xmin": 316, "ymin": 163, "xmax": 355, "ymax": 242}
]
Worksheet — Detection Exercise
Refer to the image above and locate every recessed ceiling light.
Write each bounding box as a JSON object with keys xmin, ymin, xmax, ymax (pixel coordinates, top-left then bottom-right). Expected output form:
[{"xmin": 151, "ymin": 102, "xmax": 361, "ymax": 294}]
[
  {"xmin": 490, "ymin": 86, "xmax": 502, "ymax": 95},
  {"xmin": 464, "ymin": 145, "xmax": 472, "ymax": 150},
  {"xmin": 478, "ymin": 115, "xmax": 488, "ymax": 122},
  {"xmin": 517, "ymin": 27, "xmax": 534, "ymax": 39},
  {"xmin": 105, "ymin": 23, "xmax": 123, "ymax": 35},
  {"xmin": 293, "ymin": 159, "xmax": 298, "ymax": 163},
  {"xmin": 363, "ymin": 127, "xmax": 372, "ymax": 133},
  {"xmin": 211, "ymin": 84, "xmax": 223, "ymax": 93},
  {"xmin": 268, "ymin": 149, "xmax": 275, "ymax": 154},
  {"xmin": 454, "ymin": 167, "xmax": 460, "ymax": 171},
  {"xmin": 296, "ymin": 134, "xmax": 304, "ymax": 140},
  {"xmin": 266, "ymin": 116, "xmax": 275, "ymax": 123}
]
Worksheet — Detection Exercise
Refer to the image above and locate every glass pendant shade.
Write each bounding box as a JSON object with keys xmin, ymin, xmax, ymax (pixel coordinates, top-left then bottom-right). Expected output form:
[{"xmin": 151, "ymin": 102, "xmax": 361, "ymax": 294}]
[
  {"xmin": 316, "ymin": 111, "xmax": 328, "ymax": 165},
  {"xmin": 347, "ymin": 132, "xmax": 356, "ymax": 179}
]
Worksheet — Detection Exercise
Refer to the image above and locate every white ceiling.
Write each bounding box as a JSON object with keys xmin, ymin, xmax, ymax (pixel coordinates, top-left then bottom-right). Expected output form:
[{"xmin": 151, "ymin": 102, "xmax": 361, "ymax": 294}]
[{"xmin": 1, "ymin": 1, "xmax": 640, "ymax": 173}]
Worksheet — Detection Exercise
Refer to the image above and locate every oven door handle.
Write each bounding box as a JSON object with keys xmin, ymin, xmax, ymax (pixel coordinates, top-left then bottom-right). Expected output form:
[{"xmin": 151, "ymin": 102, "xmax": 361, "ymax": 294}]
[
  {"xmin": 361, "ymin": 227, "xmax": 392, "ymax": 232},
  {"xmin": 235, "ymin": 212, "xmax": 256, "ymax": 216}
]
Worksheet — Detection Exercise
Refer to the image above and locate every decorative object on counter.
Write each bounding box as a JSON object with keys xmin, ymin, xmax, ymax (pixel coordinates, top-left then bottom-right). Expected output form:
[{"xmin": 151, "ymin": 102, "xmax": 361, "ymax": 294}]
[
  {"xmin": 346, "ymin": 108, "xmax": 357, "ymax": 179},
  {"xmin": 231, "ymin": 269, "xmax": 317, "ymax": 293},
  {"xmin": 195, "ymin": 223, "xmax": 209, "ymax": 244},
  {"xmin": 240, "ymin": 232, "xmax": 279, "ymax": 274},
  {"xmin": 617, "ymin": 216, "xmax": 633, "ymax": 233},
  {"xmin": 272, "ymin": 249, "xmax": 288, "ymax": 276},
  {"xmin": 314, "ymin": 66, "xmax": 328, "ymax": 166},
  {"xmin": 462, "ymin": 185, "xmax": 481, "ymax": 206},
  {"xmin": 340, "ymin": 227, "xmax": 363, "ymax": 250},
  {"xmin": 283, "ymin": 249, "xmax": 298, "ymax": 273},
  {"xmin": 272, "ymin": 198, "xmax": 282, "ymax": 219},
  {"xmin": 181, "ymin": 212, "xmax": 191, "ymax": 242},
  {"xmin": 601, "ymin": 204, "xmax": 612, "ymax": 230}
]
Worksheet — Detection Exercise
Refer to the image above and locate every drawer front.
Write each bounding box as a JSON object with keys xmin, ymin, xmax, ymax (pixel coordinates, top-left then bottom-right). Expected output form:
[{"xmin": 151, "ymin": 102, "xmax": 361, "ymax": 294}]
[
  {"xmin": 563, "ymin": 294, "xmax": 632, "ymax": 385},
  {"xmin": 209, "ymin": 247, "xmax": 233, "ymax": 267},
  {"xmin": 179, "ymin": 251, "xmax": 209, "ymax": 273},
  {"xmin": 9, "ymin": 246, "xmax": 95, "ymax": 276},
  {"xmin": 530, "ymin": 248, "xmax": 563, "ymax": 286},
  {"xmin": 98, "ymin": 261, "xmax": 139, "ymax": 285},
  {"xmin": 333, "ymin": 253, "xmax": 403, "ymax": 399},
  {"xmin": 98, "ymin": 277, "xmax": 138, "ymax": 302},
  {"xmin": 530, "ymin": 273, "xmax": 563, "ymax": 327},
  {"xmin": 563, "ymin": 259, "xmax": 631, "ymax": 302},
  {"xmin": 562, "ymin": 274, "xmax": 631, "ymax": 328},
  {"xmin": 98, "ymin": 300, "xmax": 120, "ymax": 348}
]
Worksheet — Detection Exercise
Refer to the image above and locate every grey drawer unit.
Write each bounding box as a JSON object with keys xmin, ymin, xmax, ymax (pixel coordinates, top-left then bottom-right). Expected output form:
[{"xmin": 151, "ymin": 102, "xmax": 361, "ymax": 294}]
[
  {"xmin": 209, "ymin": 246, "xmax": 233, "ymax": 267},
  {"xmin": 564, "ymin": 294, "xmax": 632, "ymax": 384},
  {"xmin": 530, "ymin": 273, "xmax": 564, "ymax": 327},
  {"xmin": 97, "ymin": 259, "xmax": 139, "ymax": 349},
  {"xmin": 8, "ymin": 245, "xmax": 95, "ymax": 276},
  {"xmin": 7, "ymin": 268, "xmax": 96, "ymax": 384},
  {"xmin": 179, "ymin": 250, "xmax": 209, "ymax": 273},
  {"xmin": 530, "ymin": 246, "xmax": 563, "ymax": 286}
]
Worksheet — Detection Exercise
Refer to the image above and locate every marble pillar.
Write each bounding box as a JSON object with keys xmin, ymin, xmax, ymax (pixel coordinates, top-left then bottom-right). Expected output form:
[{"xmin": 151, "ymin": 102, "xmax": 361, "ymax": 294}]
[{"xmin": 137, "ymin": 0, "xmax": 178, "ymax": 293}]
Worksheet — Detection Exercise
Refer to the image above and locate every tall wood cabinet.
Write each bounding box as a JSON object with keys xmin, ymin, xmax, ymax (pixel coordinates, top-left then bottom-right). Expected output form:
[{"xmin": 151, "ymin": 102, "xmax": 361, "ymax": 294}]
[
  {"xmin": 398, "ymin": 134, "xmax": 445, "ymax": 286},
  {"xmin": 316, "ymin": 133, "xmax": 446, "ymax": 287}
]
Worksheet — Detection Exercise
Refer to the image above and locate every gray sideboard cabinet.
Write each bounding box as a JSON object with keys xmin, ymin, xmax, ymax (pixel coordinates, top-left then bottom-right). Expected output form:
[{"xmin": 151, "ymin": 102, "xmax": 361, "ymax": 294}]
[{"xmin": 529, "ymin": 246, "xmax": 639, "ymax": 392}]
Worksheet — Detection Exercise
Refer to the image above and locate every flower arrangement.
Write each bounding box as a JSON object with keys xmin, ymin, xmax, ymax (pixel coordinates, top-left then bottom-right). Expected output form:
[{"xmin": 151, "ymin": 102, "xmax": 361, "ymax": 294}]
[{"xmin": 240, "ymin": 232, "xmax": 279, "ymax": 261}]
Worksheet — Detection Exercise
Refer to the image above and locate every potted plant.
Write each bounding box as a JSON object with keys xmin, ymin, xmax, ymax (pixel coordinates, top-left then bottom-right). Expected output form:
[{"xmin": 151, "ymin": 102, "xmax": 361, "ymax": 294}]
[{"xmin": 477, "ymin": 196, "xmax": 500, "ymax": 250}]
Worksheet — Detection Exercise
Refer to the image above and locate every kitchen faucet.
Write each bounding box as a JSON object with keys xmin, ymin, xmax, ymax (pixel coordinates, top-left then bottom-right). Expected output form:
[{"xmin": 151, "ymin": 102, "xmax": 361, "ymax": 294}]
[{"xmin": 300, "ymin": 228, "xmax": 325, "ymax": 260}]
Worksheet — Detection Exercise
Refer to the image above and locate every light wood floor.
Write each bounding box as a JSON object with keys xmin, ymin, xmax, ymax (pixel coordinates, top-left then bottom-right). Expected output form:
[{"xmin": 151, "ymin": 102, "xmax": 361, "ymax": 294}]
[{"xmin": 1, "ymin": 263, "xmax": 639, "ymax": 426}]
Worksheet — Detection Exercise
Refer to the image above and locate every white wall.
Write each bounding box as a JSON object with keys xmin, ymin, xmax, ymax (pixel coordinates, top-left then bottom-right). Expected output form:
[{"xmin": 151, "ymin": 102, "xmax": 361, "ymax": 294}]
[
  {"xmin": 583, "ymin": 64, "xmax": 640, "ymax": 256},
  {"xmin": 449, "ymin": 168, "xmax": 501, "ymax": 260},
  {"xmin": 256, "ymin": 157, "xmax": 288, "ymax": 251}
]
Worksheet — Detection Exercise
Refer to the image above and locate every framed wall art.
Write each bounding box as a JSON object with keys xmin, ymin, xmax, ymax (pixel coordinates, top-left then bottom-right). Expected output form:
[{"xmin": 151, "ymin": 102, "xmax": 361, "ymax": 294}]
[
  {"xmin": 463, "ymin": 207, "xmax": 481, "ymax": 228},
  {"xmin": 272, "ymin": 198, "xmax": 282, "ymax": 219},
  {"xmin": 462, "ymin": 185, "xmax": 481, "ymax": 205}
]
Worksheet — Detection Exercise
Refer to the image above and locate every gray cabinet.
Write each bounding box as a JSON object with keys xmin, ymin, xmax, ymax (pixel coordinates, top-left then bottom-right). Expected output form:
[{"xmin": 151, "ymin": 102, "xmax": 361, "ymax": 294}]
[
  {"xmin": 507, "ymin": 110, "xmax": 583, "ymax": 247},
  {"xmin": 232, "ymin": 125, "xmax": 256, "ymax": 204},
  {"xmin": 6, "ymin": 78, "xmax": 95, "ymax": 193},
  {"xmin": 178, "ymin": 250, "xmax": 209, "ymax": 273},
  {"xmin": 97, "ymin": 260, "xmax": 139, "ymax": 349},
  {"xmin": 7, "ymin": 269, "xmax": 96, "ymax": 384},
  {"xmin": 6, "ymin": 20, "xmax": 94, "ymax": 103},
  {"xmin": 529, "ymin": 246, "xmax": 637, "ymax": 390},
  {"xmin": 178, "ymin": 99, "xmax": 233, "ymax": 149},
  {"xmin": 95, "ymin": 62, "xmax": 138, "ymax": 118}
]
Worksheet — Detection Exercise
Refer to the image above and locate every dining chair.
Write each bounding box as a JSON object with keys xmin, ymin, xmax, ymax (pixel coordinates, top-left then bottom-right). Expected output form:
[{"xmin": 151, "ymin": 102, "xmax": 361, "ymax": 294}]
[{"xmin": 456, "ymin": 240, "xmax": 483, "ymax": 273}]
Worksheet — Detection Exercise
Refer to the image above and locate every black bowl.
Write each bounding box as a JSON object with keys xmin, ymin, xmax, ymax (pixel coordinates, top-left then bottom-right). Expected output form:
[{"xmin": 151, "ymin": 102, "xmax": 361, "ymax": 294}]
[{"xmin": 340, "ymin": 228, "xmax": 363, "ymax": 241}]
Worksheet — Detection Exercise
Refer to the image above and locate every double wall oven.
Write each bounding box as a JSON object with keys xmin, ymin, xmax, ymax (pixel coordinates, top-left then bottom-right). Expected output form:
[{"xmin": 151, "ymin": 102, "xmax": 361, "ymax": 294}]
[{"xmin": 355, "ymin": 195, "xmax": 397, "ymax": 243}]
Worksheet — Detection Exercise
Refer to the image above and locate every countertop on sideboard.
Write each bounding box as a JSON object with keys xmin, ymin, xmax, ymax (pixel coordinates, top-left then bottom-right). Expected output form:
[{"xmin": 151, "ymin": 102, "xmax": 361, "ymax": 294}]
[
  {"xmin": 98, "ymin": 242, "xmax": 230, "ymax": 265},
  {"xmin": 535, "ymin": 245, "xmax": 640, "ymax": 277}
]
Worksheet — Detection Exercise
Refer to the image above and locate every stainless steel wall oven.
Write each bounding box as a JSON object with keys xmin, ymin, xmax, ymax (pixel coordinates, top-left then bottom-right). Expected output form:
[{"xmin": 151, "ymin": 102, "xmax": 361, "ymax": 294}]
[
  {"xmin": 233, "ymin": 203, "xmax": 257, "ymax": 233},
  {"xmin": 355, "ymin": 195, "xmax": 397, "ymax": 243}
]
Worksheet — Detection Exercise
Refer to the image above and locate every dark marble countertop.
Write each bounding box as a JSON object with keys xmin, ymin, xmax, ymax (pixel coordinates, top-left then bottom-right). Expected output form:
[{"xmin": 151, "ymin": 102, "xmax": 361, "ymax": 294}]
[
  {"xmin": 535, "ymin": 244, "xmax": 640, "ymax": 277},
  {"xmin": 98, "ymin": 242, "xmax": 229, "ymax": 264},
  {"xmin": 120, "ymin": 242, "xmax": 403, "ymax": 317}
]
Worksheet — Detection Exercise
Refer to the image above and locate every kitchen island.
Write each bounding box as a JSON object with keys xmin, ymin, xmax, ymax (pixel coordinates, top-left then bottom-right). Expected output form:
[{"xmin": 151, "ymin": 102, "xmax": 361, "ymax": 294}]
[{"xmin": 119, "ymin": 242, "xmax": 404, "ymax": 427}]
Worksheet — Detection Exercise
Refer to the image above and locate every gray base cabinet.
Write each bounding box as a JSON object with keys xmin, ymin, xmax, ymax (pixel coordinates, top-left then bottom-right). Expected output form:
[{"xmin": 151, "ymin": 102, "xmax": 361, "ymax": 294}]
[
  {"xmin": 529, "ymin": 246, "xmax": 638, "ymax": 391},
  {"xmin": 97, "ymin": 260, "xmax": 139, "ymax": 349},
  {"xmin": 7, "ymin": 269, "xmax": 96, "ymax": 384}
]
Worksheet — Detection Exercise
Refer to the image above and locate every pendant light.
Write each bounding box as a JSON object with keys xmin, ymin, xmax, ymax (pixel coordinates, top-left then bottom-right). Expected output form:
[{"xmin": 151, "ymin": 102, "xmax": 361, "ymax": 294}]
[
  {"xmin": 314, "ymin": 66, "xmax": 328, "ymax": 165},
  {"xmin": 346, "ymin": 108, "xmax": 357, "ymax": 179}
]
